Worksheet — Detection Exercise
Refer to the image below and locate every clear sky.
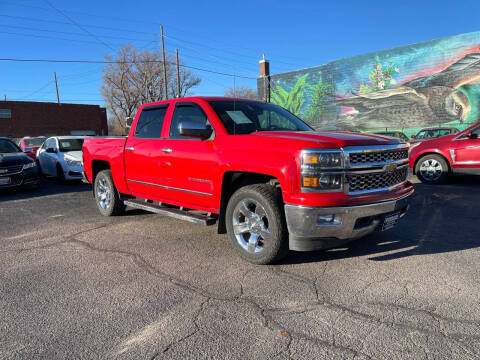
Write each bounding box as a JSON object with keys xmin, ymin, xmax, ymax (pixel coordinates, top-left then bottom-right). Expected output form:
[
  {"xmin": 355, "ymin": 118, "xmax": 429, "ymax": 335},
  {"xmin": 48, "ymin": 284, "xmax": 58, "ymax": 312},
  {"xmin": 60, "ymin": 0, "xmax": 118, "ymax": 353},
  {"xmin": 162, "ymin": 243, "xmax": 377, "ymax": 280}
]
[{"xmin": 1, "ymin": 0, "xmax": 480, "ymax": 107}]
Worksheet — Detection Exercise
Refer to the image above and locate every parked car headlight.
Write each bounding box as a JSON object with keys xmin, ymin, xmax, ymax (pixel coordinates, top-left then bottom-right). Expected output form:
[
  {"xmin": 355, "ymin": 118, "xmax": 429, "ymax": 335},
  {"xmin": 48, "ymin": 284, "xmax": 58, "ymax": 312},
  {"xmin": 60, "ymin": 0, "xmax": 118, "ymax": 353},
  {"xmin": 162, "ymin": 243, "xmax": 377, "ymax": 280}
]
[
  {"xmin": 23, "ymin": 162, "xmax": 36, "ymax": 169},
  {"xmin": 65, "ymin": 158, "xmax": 82, "ymax": 167},
  {"xmin": 301, "ymin": 150, "xmax": 344, "ymax": 191}
]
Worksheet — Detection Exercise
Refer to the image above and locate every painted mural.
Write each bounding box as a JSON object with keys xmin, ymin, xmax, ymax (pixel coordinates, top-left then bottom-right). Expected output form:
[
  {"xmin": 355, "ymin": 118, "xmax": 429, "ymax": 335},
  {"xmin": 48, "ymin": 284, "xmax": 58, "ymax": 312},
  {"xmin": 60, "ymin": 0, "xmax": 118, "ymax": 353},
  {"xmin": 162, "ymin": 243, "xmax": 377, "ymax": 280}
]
[{"xmin": 261, "ymin": 31, "xmax": 480, "ymax": 136}]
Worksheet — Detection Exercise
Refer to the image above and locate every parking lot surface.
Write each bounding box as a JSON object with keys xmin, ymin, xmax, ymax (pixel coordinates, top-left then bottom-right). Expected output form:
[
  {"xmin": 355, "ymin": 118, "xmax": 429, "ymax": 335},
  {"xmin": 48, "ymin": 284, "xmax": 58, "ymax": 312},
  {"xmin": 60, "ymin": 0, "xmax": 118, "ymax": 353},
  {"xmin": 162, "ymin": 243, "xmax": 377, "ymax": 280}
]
[{"xmin": 1, "ymin": 177, "xmax": 479, "ymax": 359}]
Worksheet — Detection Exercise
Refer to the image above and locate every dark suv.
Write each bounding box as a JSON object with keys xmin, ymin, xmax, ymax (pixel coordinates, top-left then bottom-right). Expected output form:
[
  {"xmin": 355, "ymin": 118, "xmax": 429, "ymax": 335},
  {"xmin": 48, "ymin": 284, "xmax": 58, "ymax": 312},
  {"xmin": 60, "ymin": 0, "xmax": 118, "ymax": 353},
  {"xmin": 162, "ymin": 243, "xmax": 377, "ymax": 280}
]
[{"xmin": 0, "ymin": 137, "xmax": 39, "ymax": 189}]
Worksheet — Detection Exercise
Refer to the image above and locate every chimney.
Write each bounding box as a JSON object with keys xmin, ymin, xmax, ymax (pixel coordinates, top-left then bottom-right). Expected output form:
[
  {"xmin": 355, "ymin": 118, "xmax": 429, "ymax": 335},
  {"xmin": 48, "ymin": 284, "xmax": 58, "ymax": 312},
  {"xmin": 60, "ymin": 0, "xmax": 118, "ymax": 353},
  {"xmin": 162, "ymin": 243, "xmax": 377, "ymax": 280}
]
[{"xmin": 259, "ymin": 54, "xmax": 270, "ymax": 102}]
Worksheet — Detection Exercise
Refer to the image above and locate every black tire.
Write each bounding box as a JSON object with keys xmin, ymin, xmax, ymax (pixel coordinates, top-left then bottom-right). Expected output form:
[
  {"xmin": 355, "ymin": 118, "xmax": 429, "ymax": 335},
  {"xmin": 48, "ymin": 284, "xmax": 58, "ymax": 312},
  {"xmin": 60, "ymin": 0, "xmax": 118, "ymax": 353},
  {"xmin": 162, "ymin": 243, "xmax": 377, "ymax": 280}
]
[
  {"xmin": 94, "ymin": 170, "xmax": 126, "ymax": 216},
  {"xmin": 415, "ymin": 154, "xmax": 449, "ymax": 184},
  {"xmin": 56, "ymin": 163, "xmax": 66, "ymax": 182},
  {"xmin": 35, "ymin": 160, "xmax": 43, "ymax": 177},
  {"xmin": 225, "ymin": 184, "xmax": 288, "ymax": 265}
]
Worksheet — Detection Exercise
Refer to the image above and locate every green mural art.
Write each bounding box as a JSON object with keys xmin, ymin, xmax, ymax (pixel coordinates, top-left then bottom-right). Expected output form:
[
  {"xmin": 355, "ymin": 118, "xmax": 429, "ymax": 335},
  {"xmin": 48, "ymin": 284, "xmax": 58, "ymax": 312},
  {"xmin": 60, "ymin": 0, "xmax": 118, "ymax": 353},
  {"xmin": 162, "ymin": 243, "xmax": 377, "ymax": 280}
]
[{"xmin": 259, "ymin": 31, "xmax": 480, "ymax": 136}]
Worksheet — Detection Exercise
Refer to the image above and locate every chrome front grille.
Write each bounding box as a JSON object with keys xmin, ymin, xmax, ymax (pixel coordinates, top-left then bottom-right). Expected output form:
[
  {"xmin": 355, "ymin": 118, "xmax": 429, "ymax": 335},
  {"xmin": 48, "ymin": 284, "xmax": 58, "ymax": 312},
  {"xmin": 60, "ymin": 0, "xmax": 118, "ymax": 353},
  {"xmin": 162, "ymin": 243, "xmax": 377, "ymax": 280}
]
[
  {"xmin": 345, "ymin": 145, "xmax": 409, "ymax": 195},
  {"xmin": 347, "ymin": 167, "xmax": 408, "ymax": 193},
  {"xmin": 0, "ymin": 164, "xmax": 23, "ymax": 176},
  {"xmin": 349, "ymin": 149, "xmax": 408, "ymax": 165}
]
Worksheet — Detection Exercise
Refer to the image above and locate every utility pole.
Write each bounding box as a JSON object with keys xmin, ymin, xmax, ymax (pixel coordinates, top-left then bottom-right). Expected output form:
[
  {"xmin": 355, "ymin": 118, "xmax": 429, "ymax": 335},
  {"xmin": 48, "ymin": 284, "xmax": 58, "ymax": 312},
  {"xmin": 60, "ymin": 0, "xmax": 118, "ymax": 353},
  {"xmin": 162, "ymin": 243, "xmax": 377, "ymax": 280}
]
[
  {"xmin": 160, "ymin": 25, "xmax": 168, "ymax": 100},
  {"xmin": 54, "ymin": 71, "xmax": 60, "ymax": 104},
  {"xmin": 259, "ymin": 54, "xmax": 270, "ymax": 102},
  {"xmin": 175, "ymin": 48, "xmax": 181, "ymax": 98}
]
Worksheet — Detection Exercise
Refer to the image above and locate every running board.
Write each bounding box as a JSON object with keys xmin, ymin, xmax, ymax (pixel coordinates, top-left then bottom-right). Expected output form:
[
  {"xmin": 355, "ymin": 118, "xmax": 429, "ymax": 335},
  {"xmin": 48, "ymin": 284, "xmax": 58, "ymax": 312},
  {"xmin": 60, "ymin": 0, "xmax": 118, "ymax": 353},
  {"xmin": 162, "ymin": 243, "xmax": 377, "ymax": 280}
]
[{"xmin": 124, "ymin": 199, "xmax": 217, "ymax": 226}]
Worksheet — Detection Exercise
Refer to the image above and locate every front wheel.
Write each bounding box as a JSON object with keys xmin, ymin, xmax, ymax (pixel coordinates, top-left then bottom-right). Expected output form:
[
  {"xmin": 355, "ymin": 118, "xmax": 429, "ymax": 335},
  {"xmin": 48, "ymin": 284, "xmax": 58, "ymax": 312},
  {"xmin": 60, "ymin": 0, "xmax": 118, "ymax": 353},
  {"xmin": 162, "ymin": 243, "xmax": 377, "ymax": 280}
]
[
  {"xmin": 415, "ymin": 154, "xmax": 449, "ymax": 184},
  {"xmin": 94, "ymin": 170, "xmax": 125, "ymax": 216},
  {"xmin": 226, "ymin": 184, "xmax": 288, "ymax": 265}
]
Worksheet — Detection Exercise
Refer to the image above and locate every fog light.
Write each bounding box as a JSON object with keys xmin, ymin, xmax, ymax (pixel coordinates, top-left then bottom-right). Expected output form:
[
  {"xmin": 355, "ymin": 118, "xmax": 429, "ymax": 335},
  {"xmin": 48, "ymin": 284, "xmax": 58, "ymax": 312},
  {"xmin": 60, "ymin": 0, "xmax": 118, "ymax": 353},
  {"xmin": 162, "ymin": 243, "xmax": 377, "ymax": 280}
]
[{"xmin": 317, "ymin": 214, "xmax": 342, "ymax": 226}]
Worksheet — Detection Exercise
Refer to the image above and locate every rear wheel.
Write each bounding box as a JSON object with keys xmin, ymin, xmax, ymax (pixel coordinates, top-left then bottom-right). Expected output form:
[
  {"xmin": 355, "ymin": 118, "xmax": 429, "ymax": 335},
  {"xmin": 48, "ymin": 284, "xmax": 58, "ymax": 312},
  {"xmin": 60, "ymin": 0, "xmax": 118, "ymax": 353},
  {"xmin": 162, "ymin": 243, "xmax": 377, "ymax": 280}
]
[
  {"xmin": 415, "ymin": 154, "xmax": 449, "ymax": 184},
  {"xmin": 226, "ymin": 184, "xmax": 288, "ymax": 265},
  {"xmin": 94, "ymin": 170, "xmax": 125, "ymax": 216}
]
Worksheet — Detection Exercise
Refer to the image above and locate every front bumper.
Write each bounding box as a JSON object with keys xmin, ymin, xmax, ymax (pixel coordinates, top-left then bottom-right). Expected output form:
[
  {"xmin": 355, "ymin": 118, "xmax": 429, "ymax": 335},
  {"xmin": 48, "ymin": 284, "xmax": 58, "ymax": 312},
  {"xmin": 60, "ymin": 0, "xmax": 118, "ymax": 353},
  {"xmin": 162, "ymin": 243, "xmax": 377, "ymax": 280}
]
[
  {"xmin": 285, "ymin": 192, "xmax": 412, "ymax": 251},
  {"xmin": 0, "ymin": 167, "xmax": 39, "ymax": 189}
]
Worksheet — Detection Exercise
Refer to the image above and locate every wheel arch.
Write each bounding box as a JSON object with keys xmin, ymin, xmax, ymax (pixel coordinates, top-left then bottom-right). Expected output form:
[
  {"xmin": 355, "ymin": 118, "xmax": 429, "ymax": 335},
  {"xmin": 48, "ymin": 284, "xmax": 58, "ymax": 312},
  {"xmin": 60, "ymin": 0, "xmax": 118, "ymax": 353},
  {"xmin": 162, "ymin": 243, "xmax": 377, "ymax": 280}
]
[
  {"xmin": 413, "ymin": 151, "xmax": 451, "ymax": 174},
  {"xmin": 217, "ymin": 171, "xmax": 283, "ymax": 234}
]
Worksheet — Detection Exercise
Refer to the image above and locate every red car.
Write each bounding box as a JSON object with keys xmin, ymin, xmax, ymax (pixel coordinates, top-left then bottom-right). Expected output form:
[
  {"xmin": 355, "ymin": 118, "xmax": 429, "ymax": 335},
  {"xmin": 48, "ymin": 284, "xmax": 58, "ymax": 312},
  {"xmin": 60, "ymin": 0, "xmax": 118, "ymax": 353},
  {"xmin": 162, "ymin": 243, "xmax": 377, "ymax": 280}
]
[
  {"xmin": 409, "ymin": 122, "xmax": 480, "ymax": 183},
  {"xmin": 18, "ymin": 136, "xmax": 46, "ymax": 160},
  {"xmin": 83, "ymin": 97, "xmax": 413, "ymax": 264}
]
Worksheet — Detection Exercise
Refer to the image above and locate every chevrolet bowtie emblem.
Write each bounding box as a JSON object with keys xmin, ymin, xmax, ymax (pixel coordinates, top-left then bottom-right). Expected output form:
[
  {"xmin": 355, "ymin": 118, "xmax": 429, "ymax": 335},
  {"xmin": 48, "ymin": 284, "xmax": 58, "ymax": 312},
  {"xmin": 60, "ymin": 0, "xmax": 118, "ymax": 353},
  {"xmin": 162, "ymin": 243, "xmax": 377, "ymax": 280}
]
[{"xmin": 384, "ymin": 162, "xmax": 397, "ymax": 173}]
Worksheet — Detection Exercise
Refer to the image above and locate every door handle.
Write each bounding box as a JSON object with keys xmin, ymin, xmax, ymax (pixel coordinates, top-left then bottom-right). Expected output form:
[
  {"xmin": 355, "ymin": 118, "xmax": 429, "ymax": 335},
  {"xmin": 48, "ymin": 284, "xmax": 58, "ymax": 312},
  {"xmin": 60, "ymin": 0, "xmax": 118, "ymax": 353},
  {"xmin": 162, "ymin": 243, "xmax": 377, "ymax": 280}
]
[
  {"xmin": 162, "ymin": 148, "xmax": 173, "ymax": 153},
  {"xmin": 125, "ymin": 146, "xmax": 135, "ymax": 151}
]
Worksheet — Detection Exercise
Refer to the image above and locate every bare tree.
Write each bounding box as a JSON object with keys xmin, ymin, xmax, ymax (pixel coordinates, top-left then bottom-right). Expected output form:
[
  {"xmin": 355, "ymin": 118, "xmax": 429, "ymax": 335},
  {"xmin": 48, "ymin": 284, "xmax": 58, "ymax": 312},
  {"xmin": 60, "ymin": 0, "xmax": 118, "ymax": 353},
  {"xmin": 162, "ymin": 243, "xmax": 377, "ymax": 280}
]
[
  {"xmin": 101, "ymin": 44, "xmax": 201, "ymax": 134},
  {"xmin": 224, "ymin": 85, "xmax": 258, "ymax": 100}
]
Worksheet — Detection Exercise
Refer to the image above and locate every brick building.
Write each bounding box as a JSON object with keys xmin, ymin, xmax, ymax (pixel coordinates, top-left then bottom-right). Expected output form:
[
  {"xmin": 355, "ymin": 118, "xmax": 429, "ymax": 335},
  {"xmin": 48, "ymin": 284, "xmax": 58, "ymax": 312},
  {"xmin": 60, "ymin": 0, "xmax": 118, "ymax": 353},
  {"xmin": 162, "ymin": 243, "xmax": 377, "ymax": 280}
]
[{"xmin": 0, "ymin": 100, "xmax": 108, "ymax": 138}]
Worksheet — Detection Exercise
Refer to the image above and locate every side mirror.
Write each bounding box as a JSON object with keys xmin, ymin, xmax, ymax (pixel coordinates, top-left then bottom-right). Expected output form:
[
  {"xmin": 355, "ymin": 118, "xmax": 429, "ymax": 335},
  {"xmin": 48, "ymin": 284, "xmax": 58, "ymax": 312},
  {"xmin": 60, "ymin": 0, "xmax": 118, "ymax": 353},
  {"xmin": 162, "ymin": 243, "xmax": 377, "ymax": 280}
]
[
  {"xmin": 411, "ymin": 135, "xmax": 415, "ymax": 139},
  {"xmin": 126, "ymin": 117, "xmax": 133, "ymax": 128},
  {"xmin": 46, "ymin": 147, "xmax": 56, "ymax": 153},
  {"xmin": 178, "ymin": 121, "xmax": 213, "ymax": 139},
  {"xmin": 23, "ymin": 147, "xmax": 33, "ymax": 153},
  {"xmin": 469, "ymin": 132, "xmax": 479, "ymax": 139}
]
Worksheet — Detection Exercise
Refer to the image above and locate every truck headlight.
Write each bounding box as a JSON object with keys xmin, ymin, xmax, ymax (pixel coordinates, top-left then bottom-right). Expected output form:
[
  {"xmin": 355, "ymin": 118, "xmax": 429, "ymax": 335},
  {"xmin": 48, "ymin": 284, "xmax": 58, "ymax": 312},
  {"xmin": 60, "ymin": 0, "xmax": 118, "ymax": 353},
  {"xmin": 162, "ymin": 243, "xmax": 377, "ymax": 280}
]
[
  {"xmin": 302, "ymin": 173, "xmax": 343, "ymax": 190},
  {"xmin": 302, "ymin": 151, "xmax": 343, "ymax": 168},
  {"xmin": 301, "ymin": 150, "xmax": 344, "ymax": 191}
]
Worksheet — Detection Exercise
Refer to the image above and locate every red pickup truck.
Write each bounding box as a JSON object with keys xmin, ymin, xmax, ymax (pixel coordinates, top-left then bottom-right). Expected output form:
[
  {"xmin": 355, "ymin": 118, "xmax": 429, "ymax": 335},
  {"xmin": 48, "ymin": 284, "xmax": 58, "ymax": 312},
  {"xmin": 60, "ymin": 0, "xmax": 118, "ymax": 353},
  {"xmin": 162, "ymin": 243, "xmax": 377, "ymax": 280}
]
[
  {"xmin": 409, "ymin": 121, "xmax": 480, "ymax": 184},
  {"xmin": 83, "ymin": 97, "xmax": 413, "ymax": 264}
]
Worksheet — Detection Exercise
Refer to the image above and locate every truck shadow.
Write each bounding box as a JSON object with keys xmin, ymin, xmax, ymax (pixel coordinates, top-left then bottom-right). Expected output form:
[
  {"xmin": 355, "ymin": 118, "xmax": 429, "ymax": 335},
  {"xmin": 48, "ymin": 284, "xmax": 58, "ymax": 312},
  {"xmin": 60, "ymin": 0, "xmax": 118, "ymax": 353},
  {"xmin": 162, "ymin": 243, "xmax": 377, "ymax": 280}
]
[
  {"xmin": 0, "ymin": 178, "xmax": 91, "ymax": 202},
  {"xmin": 282, "ymin": 178, "xmax": 480, "ymax": 264}
]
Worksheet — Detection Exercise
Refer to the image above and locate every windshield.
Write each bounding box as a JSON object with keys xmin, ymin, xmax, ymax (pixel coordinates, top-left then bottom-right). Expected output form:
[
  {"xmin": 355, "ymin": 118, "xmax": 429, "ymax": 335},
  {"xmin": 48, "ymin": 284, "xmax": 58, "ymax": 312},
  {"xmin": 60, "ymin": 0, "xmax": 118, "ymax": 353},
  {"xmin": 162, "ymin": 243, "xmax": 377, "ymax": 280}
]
[
  {"xmin": 208, "ymin": 100, "xmax": 313, "ymax": 135},
  {"xmin": 59, "ymin": 139, "xmax": 84, "ymax": 152},
  {"xmin": 25, "ymin": 137, "xmax": 46, "ymax": 147},
  {"xmin": 0, "ymin": 139, "xmax": 21, "ymax": 153}
]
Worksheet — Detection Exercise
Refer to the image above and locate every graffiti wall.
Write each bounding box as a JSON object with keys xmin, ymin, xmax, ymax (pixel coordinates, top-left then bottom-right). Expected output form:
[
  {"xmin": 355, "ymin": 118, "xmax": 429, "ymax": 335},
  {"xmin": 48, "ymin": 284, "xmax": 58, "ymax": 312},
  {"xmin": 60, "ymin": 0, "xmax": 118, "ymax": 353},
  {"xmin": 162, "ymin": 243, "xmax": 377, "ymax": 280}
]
[{"xmin": 259, "ymin": 31, "xmax": 480, "ymax": 136}]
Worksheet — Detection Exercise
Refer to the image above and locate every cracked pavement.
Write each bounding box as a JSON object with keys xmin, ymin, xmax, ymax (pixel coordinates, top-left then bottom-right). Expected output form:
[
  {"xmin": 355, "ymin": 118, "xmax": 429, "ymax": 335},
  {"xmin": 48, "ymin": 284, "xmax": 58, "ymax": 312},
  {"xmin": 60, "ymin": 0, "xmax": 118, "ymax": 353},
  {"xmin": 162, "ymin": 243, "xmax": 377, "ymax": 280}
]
[{"xmin": 0, "ymin": 176, "xmax": 479, "ymax": 359}]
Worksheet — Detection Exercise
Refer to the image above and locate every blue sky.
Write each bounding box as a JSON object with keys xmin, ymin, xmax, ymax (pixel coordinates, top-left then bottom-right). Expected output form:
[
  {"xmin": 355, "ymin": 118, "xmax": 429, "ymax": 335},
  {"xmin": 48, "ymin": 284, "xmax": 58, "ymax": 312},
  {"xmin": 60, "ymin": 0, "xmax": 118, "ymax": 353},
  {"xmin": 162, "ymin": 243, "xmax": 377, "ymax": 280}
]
[{"xmin": 1, "ymin": 0, "xmax": 480, "ymax": 107}]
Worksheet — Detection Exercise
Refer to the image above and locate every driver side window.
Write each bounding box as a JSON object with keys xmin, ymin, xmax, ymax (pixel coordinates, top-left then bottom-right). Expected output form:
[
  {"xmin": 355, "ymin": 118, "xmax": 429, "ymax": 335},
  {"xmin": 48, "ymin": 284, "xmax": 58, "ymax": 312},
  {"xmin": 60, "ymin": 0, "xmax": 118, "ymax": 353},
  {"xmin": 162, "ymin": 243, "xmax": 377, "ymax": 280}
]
[
  {"xmin": 471, "ymin": 126, "xmax": 480, "ymax": 137},
  {"xmin": 169, "ymin": 105, "xmax": 210, "ymax": 139}
]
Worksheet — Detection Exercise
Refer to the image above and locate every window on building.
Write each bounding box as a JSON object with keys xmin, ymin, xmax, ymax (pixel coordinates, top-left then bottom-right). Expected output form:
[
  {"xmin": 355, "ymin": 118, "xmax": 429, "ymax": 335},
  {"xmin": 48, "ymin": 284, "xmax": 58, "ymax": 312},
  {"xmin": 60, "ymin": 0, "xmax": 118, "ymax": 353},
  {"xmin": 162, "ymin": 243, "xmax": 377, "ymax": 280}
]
[{"xmin": 0, "ymin": 109, "xmax": 11, "ymax": 118}]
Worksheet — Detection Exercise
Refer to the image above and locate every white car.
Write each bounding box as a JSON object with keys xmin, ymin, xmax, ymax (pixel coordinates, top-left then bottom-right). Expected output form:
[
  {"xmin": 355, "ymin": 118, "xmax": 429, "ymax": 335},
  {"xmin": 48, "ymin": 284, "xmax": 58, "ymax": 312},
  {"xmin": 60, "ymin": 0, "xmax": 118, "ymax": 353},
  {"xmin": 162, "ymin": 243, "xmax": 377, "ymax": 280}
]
[{"xmin": 36, "ymin": 136, "xmax": 85, "ymax": 181}]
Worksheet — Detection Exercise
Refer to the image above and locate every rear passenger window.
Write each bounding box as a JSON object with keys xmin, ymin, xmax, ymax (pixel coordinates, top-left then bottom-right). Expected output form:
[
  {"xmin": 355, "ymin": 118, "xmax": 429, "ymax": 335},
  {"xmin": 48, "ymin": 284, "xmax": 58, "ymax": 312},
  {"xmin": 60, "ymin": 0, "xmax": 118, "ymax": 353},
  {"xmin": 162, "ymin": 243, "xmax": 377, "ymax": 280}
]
[{"xmin": 135, "ymin": 107, "xmax": 168, "ymax": 139}]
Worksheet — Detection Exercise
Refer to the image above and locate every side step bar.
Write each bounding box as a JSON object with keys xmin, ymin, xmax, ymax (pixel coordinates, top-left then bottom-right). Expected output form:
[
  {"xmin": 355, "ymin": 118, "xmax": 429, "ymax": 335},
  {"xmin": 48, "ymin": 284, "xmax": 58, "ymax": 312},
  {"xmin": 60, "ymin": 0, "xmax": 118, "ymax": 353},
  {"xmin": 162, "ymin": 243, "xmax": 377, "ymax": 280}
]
[{"xmin": 124, "ymin": 199, "xmax": 217, "ymax": 226}]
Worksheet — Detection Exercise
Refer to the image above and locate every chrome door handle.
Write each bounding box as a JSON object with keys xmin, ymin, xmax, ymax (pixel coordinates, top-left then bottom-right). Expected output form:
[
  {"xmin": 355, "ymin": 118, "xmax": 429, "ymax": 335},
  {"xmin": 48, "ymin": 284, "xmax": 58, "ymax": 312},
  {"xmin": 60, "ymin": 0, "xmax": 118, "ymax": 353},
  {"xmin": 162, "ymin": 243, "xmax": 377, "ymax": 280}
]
[
  {"xmin": 125, "ymin": 146, "xmax": 135, "ymax": 151},
  {"xmin": 162, "ymin": 148, "xmax": 173, "ymax": 153}
]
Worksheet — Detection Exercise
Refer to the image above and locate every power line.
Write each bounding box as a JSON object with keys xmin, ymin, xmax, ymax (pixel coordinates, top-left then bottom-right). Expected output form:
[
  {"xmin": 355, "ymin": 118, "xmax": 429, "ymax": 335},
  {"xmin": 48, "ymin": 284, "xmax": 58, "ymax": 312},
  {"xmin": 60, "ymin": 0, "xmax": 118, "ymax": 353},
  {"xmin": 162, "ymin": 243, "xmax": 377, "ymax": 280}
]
[
  {"xmin": 42, "ymin": 0, "xmax": 116, "ymax": 51},
  {"xmin": 0, "ymin": 24, "xmax": 157, "ymax": 42},
  {"xmin": 0, "ymin": 58, "xmax": 258, "ymax": 79}
]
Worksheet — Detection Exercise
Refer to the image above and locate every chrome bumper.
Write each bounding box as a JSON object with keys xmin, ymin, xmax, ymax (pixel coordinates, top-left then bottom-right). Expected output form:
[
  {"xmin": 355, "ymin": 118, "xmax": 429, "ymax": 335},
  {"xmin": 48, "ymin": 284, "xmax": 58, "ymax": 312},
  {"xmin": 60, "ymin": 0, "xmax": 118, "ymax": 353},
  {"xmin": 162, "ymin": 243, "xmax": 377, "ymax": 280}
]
[{"xmin": 284, "ymin": 193, "xmax": 411, "ymax": 251}]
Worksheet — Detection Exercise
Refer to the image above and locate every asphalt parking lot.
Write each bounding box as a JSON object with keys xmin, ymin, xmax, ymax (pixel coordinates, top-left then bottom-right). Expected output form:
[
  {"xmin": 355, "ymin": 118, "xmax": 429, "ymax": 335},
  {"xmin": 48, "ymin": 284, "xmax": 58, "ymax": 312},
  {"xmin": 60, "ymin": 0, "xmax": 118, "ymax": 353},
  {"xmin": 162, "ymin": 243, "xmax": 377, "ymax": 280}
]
[{"xmin": 1, "ymin": 176, "xmax": 479, "ymax": 359}]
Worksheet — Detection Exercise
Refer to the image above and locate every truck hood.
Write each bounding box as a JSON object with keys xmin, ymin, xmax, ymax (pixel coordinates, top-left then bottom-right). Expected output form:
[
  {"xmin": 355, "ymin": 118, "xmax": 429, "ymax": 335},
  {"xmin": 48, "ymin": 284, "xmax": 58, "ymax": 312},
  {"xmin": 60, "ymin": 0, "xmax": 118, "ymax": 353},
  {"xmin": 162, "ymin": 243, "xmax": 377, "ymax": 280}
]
[{"xmin": 251, "ymin": 131, "xmax": 401, "ymax": 147}]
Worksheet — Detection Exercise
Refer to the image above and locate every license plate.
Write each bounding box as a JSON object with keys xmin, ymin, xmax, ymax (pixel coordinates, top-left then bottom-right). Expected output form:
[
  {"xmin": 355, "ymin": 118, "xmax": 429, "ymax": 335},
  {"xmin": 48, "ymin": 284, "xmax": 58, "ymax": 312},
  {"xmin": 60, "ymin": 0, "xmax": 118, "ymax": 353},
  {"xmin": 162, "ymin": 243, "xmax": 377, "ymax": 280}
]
[
  {"xmin": 0, "ymin": 177, "xmax": 11, "ymax": 185},
  {"xmin": 381, "ymin": 211, "xmax": 401, "ymax": 231}
]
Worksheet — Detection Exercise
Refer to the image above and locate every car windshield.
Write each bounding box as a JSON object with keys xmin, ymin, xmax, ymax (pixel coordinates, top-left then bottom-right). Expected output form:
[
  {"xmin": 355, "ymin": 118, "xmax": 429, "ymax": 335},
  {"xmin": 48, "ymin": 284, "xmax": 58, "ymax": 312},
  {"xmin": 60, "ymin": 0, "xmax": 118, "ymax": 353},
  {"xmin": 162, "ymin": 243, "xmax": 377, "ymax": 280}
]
[
  {"xmin": 0, "ymin": 139, "xmax": 21, "ymax": 153},
  {"xmin": 58, "ymin": 139, "xmax": 84, "ymax": 152},
  {"xmin": 208, "ymin": 100, "xmax": 313, "ymax": 135},
  {"xmin": 25, "ymin": 137, "xmax": 46, "ymax": 147}
]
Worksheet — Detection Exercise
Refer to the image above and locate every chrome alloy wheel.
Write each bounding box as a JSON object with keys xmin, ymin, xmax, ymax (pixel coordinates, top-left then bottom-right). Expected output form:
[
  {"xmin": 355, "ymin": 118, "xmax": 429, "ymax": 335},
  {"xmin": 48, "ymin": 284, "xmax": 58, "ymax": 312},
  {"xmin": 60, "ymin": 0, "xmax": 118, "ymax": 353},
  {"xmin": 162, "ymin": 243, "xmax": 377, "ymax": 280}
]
[
  {"xmin": 97, "ymin": 178, "xmax": 111, "ymax": 210},
  {"xmin": 419, "ymin": 158, "xmax": 443, "ymax": 181},
  {"xmin": 232, "ymin": 198, "xmax": 270, "ymax": 254}
]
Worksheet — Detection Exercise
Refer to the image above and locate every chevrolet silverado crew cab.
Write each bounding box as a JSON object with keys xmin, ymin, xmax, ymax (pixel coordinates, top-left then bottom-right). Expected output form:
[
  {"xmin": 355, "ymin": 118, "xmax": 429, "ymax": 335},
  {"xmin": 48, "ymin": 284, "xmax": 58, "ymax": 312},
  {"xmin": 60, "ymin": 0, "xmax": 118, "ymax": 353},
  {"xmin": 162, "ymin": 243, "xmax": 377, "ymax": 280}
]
[{"xmin": 83, "ymin": 97, "xmax": 413, "ymax": 264}]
